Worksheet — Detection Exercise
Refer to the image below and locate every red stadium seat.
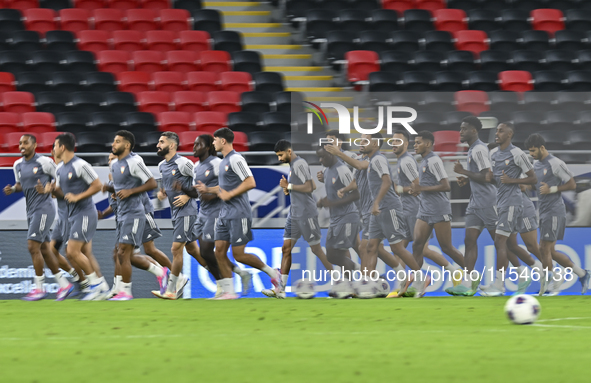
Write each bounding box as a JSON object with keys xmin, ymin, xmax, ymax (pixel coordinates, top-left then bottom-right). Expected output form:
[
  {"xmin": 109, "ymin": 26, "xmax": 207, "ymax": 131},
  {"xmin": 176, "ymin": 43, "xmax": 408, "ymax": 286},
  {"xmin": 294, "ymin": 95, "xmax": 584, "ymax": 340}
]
[
  {"xmin": 454, "ymin": 30, "xmax": 489, "ymax": 55},
  {"xmin": 97, "ymin": 50, "xmax": 131, "ymax": 73},
  {"xmin": 414, "ymin": 0, "xmax": 445, "ymax": 12},
  {"xmin": 59, "ymin": 9, "xmax": 91, "ymax": 33},
  {"xmin": 454, "ymin": 91, "xmax": 489, "ymax": 116},
  {"xmin": 0, "ymin": 72, "xmax": 16, "ymax": 93},
  {"xmin": 173, "ymin": 91, "xmax": 207, "ymax": 113},
  {"xmin": 145, "ymin": 30, "xmax": 178, "ymax": 52},
  {"xmin": 107, "ymin": 0, "xmax": 138, "ymax": 10},
  {"xmin": 158, "ymin": 111, "xmax": 192, "ymax": 133},
  {"xmin": 199, "ymin": 50, "xmax": 231, "ymax": 73},
  {"xmin": 219, "ymin": 71, "xmax": 253, "ymax": 94},
  {"xmin": 233, "ymin": 131, "xmax": 248, "ymax": 152},
  {"xmin": 531, "ymin": 9, "xmax": 564, "ymax": 36},
  {"xmin": 23, "ymin": 8, "xmax": 57, "ymax": 36},
  {"xmin": 77, "ymin": 30, "xmax": 111, "ymax": 53},
  {"xmin": 5, "ymin": 0, "xmax": 39, "ymax": 11},
  {"xmin": 0, "ymin": 113, "xmax": 22, "ymax": 134},
  {"xmin": 112, "ymin": 30, "xmax": 145, "ymax": 52},
  {"xmin": 39, "ymin": 131, "xmax": 62, "ymax": 152},
  {"xmin": 179, "ymin": 30, "xmax": 210, "ymax": 52},
  {"xmin": 193, "ymin": 111, "xmax": 226, "ymax": 134},
  {"xmin": 126, "ymin": 9, "xmax": 158, "ymax": 32},
  {"xmin": 152, "ymin": 71, "xmax": 186, "ymax": 92},
  {"xmin": 434, "ymin": 9, "xmax": 467, "ymax": 32},
  {"xmin": 160, "ymin": 9, "xmax": 191, "ymax": 32},
  {"xmin": 132, "ymin": 50, "xmax": 165, "ymax": 74},
  {"xmin": 5, "ymin": 132, "xmax": 25, "ymax": 153},
  {"xmin": 22, "ymin": 112, "xmax": 56, "ymax": 134},
  {"xmin": 186, "ymin": 71, "xmax": 219, "ymax": 92},
  {"xmin": 499, "ymin": 70, "xmax": 533, "ymax": 92},
  {"xmin": 117, "ymin": 71, "xmax": 151, "ymax": 94},
  {"xmin": 137, "ymin": 91, "xmax": 171, "ymax": 114},
  {"xmin": 382, "ymin": 0, "xmax": 411, "ymax": 13},
  {"xmin": 433, "ymin": 130, "xmax": 462, "ymax": 153},
  {"xmin": 3, "ymin": 92, "xmax": 35, "ymax": 113},
  {"xmin": 178, "ymin": 131, "xmax": 203, "ymax": 151},
  {"xmin": 207, "ymin": 91, "xmax": 240, "ymax": 115},
  {"xmin": 73, "ymin": 0, "xmax": 105, "ymax": 10},
  {"xmin": 345, "ymin": 50, "xmax": 379, "ymax": 83},
  {"xmin": 166, "ymin": 51, "xmax": 200, "ymax": 73},
  {"xmin": 92, "ymin": 9, "xmax": 125, "ymax": 32},
  {"xmin": 140, "ymin": 0, "xmax": 170, "ymax": 11}
]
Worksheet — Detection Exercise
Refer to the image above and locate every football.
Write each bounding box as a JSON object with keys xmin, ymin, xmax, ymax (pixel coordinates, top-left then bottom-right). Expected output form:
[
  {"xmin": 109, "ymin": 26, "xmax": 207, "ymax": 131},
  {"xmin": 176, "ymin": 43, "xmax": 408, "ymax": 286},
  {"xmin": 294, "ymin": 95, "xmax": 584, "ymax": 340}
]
[
  {"xmin": 354, "ymin": 279, "xmax": 378, "ymax": 299},
  {"xmin": 329, "ymin": 280, "xmax": 354, "ymax": 299},
  {"xmin": 294, "ymin": 279, "xmax": 316, "ymax": 299},
  {"xmin": 375, "ymin": 278, "xmax": 390, "ymax": 298},
  {"xmin": 504, "ymin": 294, "xmax": 541, "ymax": 325}
]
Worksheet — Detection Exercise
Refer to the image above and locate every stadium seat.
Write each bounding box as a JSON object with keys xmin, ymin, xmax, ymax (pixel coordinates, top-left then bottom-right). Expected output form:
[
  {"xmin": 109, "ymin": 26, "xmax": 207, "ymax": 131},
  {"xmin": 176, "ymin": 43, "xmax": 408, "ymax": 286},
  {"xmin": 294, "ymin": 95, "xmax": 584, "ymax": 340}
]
[
  {"xmin": 11, "ymin": 31, "xmax": 43, "ymax": 52},
  {"xmin": 488, "ymin": 30, "xmax": 521, "ymax": 51},
  {"xmin": 78, "ymin": 30, "xmax": 111, "ymax": 54},
  {"xmin": 177, "ymin": 131, "xmax": 204, "ymax": 151},
  {"xmin": 39, "ymin": 131, "xmax": 62, "ymax": 152},
  {"xmin": 227, "ymin": 112, "xmax": 260, "ymax": 134},
  {"xmin": 152, "ymin": 71, "xmax": 186, "ymax": 92},
  {"xmin": 499, "ymin": 70, "xmax": 533, "ymax": 92},
  {"xmin": 407, "ymin": 111, "xmax": 441, "ymax": 132},
  {"xmin": 193, "ymin": 111, "xmax": 226, "ymax": 134},
  {"xmin": 30, "ymin": 50, "xmax": 64, "ymax": 73},
  {"xmin": 521, "ymin": 92, "xmax": 554, "ymax": 111},
  {"xmin": 178, "ymin": 30, "xmax": 210, "ymax": 52},
  {"xmin": 132, "ymin": 51, "xmax": 165, "ymax": 74},
  {"xmin": 380, "ymin": 51, "xmax": 412, "ymax": 73},
  {"xmin": 92, "ymin": 9, "xmax": 125, "ymax": 32},
  {"xmin": 0, "ymin": 113, "xmax": 22, "ymax": 134},
  {"xmin": 531, "ymin": 9, "xmax": 564, "ymax": 36},
  {"xmin": 389, "ymin": 31, "xmax": 421, "ymax": 52},
  {"xmin": 278, "ymin": 91, "xmax": 303, "ymax": 115},
  {"xmin": 74, "ymin": 0, "xmax": 105, "ymax": 10},
  {"xmin": 186, "ymin": 71, "xmax": 219, "ymax": 92},
  {"xmin": 404, "ymin": 9, "xmax": 433, "ymax": 32},
  {"xmin": 359, "ymin": 30, "xmax": 390, "ymax": 55},
  {"xmin": 479, "ymin": 50, "xmax": 511, "ymax": 73},
  {"xmin": 230, "ymin": 50, "xmax": 262, "ymax": 75},
  {"xmin": 52, "ymin": 71, "xmax": 84, "ymax": 92},
  {"xmin": 467, "ymin": 71, "xmax": 498, "ymax": 91},
  {"xmin": 212, "ymin": 31, "xmax": 244, "ymax": 54},
  {"xmin": 145, "ymin": 30, "xmax": 178, "ymax": 52},
  {"xmin": 454, "ymin": 30, "xmax": 488, "ymax": 55},
  {"xmin": 468, "ymin": 9, "xmax": 499, "ymax": 32},
  {"xmin": 56, "ymin": 112, "xmax": 90, "ymax": 134},
  {"xmin": 106, "ymin": 0, "xmax": 138, "ymax": 10},
  {"xmin": 488, "ymin": 91, "xmax": 520, "ymax": 112},
  {"xmin": 433, "ymin": 130, "xmax": 461, "ymax": 153},
  {"xmin": 370, "ymin": 9, "xmax": 399, "ymax": 33},
  {"xmin": 159, "ymin": 9, "xmax": 191, "ymax": 32},
  {"xmin": 565, "ymin": 9, "xmax": 591, "ymax": 32},
  {"xmin": 415, "ymin": 0, "xmax": 446, "ymax": 11},
  {"xmin": 0, "ymin": 33, "xmax": 11, "ymax": 51},
  {"xmin": 124, "ymin": 111, "xmax": 157, "ymax": 132},
  {"xmin": 117, "ymin": 71, "xmax": 151, "ymax": 94},
  {"xmin": 0, "ymin": 9, "xmax": 25, "ymax": 32},
  {"xmin": 15, "ymin": 72, "xmax": 50, "ymax": 94},
  {"xmin": 240, "ymin": 91, "xmax": 273, "ymax": 114},
  {"xmin": 434, "ymin": 9, "xmax": 467, "ymax": 33},
  {"xmin": 512, "ymin": 111, "xmax": 545, "ymax": 133},
  {"xmin": 3, "ymin": 92, "xmax": 35, "ymax": 113},
  {"xmin": 70, "ymin": 91, "xmax": 104, "ymax": 113},
  {"xmin": 382, "ymin": 0, "xmax": 412, "ymax": 12},
  {"xmin": 305, "ymin": 10, "xmax": 337, "ymax": 45},
  {"xmin": 545, "ymin": 111, "xmax": 578, "ymax": 133},
  {"xmin": 22, "ymin": 112, "xmax": 55, "ymax": 134},
  {"xmin": 336, "ymin": 9, "xmax": 370, "ymax": 35},
  {"xmin": 75, "ymin": 132, "xmax": 109, "ymax": 160},
  {"xmin": 64, "ymin": 51, "xmax": 97, "ymax": 73},
  {"xmin": 555, "ymin": 30, "xmax": 586, "ymax": 51},
  {"xmin": 6, "ymin": 0, "xmax": 39, "ymax": 12},
  {"xmin": 455, "ymin": 90, "xmax": 488, "ymax": 115},
  {"xmin": 533, "ymin": 70, "xmax": 565, "ymax": 91},
  {"xmin": 89, "ymin": 112, "xmax": 124, "ymax": 132},
  {"xmin": 219, "ymin": 71, "xmax": 252, "ymax": 94},
  {"xmin": 192, "ymin": 9, "xmax": 222, "ymax": 34},
  {"xmin": 498, "ymin": 8, "xmax": 530, "ymax": 32},
  {"xmin": 424, "ymin": 31, "xmax": 454, "ymax": 52},
  {"xmin": 368, "ymin": 71, "xmax": 400, "ymax": 92},
  {"xmin": 135, "ymin": 131, "xmax": 162, "ymax": 163},
  {"xmin": 253, "ymin": 72, "xmax": 285, "ymax": 93},
  {"xmin": 247, "ymin": 131, "xmax": 282, "ymax": 153},
  {"xmin": 446, "ymin": 50, "xmax": 475, "ymax": 72},
  {"xmin": 45, "ymin": 30, "xmax": 76, "ymax": 51},
  {"xmin": 578, "ymin": 50, "xmax": 591, "ymax": 71},
  {"xmin": 207, "ymin": 91, "xmax": 240, "ymax": 115},
  {"xmin": 85, "ymin": 72, "xmax": 117, "ymax": 92},
  {"xmin": 512, "ymin": 50, "xmax": 544, "ymax": 72},
  {"xmin": 555, "ymin": 91, "xmax": 589, "ymax": 110},
  {"xmin": 97, "ymin": 50, "xmax": 131, "ymax": 73},
  {"xmin": 199, "ymin": 50, "xmax": 231, "ymax": 73},
  {"xmin": 104, "ymin": 91, "xmax": 136, "ymax": 113},
  {"xmin": 414, "ymin": 51, "xmax": 445, "ymax": 72},
  {"xmin": 172, "ymin": 91, "xmax": 206, "ymax": 113},
  {"xmin": 521, "ymin": 30, "xmax": 551, "ymax": 51},
  {"xmin": 402, "ymin": 71, "xmax": 435, "ymax": 91},
  {"xmin": 126, "ymin": 9, "xmax": 158, "ymax": 32},
  {"xmin": 166, "ymin": 50, "xmax": 200, "ymax": 73},
  {"xmin": 36, "ymin": 91, "xmax": 69, "ymax": 113},
  {"xmin": 261, "ymin": 112, "xmax": 291, "ymax": 133},
  {"xmin": 538, "ymin": 130, "xmax": 567, "ymax": 150},
  {"xmin": 345, "ymin": 51, "xmax": 379, "ymax": 83},
  {"xmin": 137, "ymin": 91, "xmax": 171, "ymax": 114},
  {"xmin": 140, "ymin": 0, "xmax": 170, "ymax": 11},
  {"xmin": 23, "ymin": 8, "xmax": 57, "ymax": 35},
  {"xmin": 0, "ymin": 72, "xmax": 16, "ymax": 93},
  {"xmin": 326, "ymin": 31, "xmax": 358, "ymax": 64},
  {"xmin": 567, "ymin": 70, "xmax": 591, "ymax": 91},
  {"xmin": 58, "ymin": 8, "xmax": 92, "ymax": 33},
  {"xmin": 0, "ymin": 51, "xmax": 30, "ymax": 75},
  {"xmin": 546, "ymin": 50, "xmax": 577, "ymax": 72},
  {"xmin": 284, "ymin": 0, "xmax": 311, "ymax": 23},
  {"xmin": 434, "ymin": 71, "xmax": 466, "ymax": 91},
  {"xmin": 158, "ymin": 111, "xmax": 192, "ymax": 133},
  {"xmin": 112, "ymin": 30, "xmax": 145, "ymax": 52},
  {"xmin": 232, "ymin": 131, "xmax": 248, "ymax": 152}
]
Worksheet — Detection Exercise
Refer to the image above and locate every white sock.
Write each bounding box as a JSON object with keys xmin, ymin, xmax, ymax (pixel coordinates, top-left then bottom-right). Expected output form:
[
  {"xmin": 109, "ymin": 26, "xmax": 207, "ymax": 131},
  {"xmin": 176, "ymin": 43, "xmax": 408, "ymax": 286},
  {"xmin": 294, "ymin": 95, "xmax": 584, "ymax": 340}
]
[
  {"xmin": 100, "ymin": 277, "xmax": 109, "ymax": 290},
  {"xmin": 261, "ymin": 265, "xmax": 276, "ymax": 278},
  {"xmin": 69, "ymin": 268, "xmax": 79, "ymax": 282},
  {"xmin": 166, "ymin": 274, "xmax": 178, "ymax": 293},
  {"xmin": 281, "ymin": 274, "xmax": 288, "ymax": 290},
  {"xmin": 531, "ymin": 260, "xmax": 543, "ymax": 273},
  {"xmin": 493, "ymin": 270, "xmax": 504, "ymax": 289},
  {"xmin": 55, "ymin": 271, "xmax": 69, "ymax": 288},
  {"xmin": 444, "ymin": 263, "xmax": 460, "ymax": 272},
  {"xmin": 233, "ymin": 265, "xmax": 246, "ymax": 276},
  {"xmin": 87, "ymin": 272, "xmax": 99, "ymax": 286},
  {"xmin": 221, "ymin": 278, "xmax": 235, "ymax": 294},
  {"xmin": 114, "ymin": 275, "xmax": 122, "ymax": 292},
  {"xmin": 80, "ymin": 279, "xmax": 90, "ymax": 290},
  {"xmin": 148, "ymin": 263, "xmax": 164, "ymax": 277},
  {"xmin": 572, "ymin": 264, "xmax": 586, "ymax": 278},
  {"xmin": 121, "ymin": 282, "xmax": 132, "ymax": 296},
  {"xmin": 34, "ymin": 275, "xmax": 45, "ymax": 291}
]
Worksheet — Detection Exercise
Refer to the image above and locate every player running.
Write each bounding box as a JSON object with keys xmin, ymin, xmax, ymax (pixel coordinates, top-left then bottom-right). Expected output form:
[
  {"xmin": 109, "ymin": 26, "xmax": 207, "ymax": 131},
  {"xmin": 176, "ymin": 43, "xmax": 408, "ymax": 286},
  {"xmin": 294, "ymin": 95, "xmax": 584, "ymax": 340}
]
[
  {"xmin": 525, "ymin": 133, "xmax": 590, "ymax": 295},
  {"xmin": 3, "ymin": 134, "xmax": 74, "ymax": 301},
  {"xmin": 261, "ymin": 139, "xmax": 333, "ymax": 299}
]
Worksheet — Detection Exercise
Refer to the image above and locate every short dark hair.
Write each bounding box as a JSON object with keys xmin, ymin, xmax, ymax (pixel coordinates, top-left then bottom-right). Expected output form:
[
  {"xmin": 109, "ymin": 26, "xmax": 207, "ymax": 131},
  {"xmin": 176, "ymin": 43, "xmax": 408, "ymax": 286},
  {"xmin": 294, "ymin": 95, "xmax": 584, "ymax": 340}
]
[
  {"xmin": 198, "ymin": 134, "xmax": 216, "ymax": 157},
  {"xmin": 56, "ymin": 133, "xmax": 76, "ymax": 152},
  {"xmin": 393, "ymin": 130, "xmax": 410, "ymax": 141},
  {"xmin": 22, "ymin": 134, "xmax": 37, "ymax": 144},
  {"xmin": 115, "ymin": 130, "xmax": 135, "ymax": 150},
  {"xmin": 416, "ymin": 130, "xmax": 435, "ymax": 145},
  {"xmin": 274, "ymin": 139, "xmax": 291, "ymax": 152},
  {"xmin": 525, "ymin": 133, "xmax": 546, "ymax": 149},
  {"xmin": 160, "ymin": 131, "xmax": 179, "ymax": 148},
  {"xmin": 462, "ymin": 116, "xmax": 482, "ymax": 131},
  {"xmin": 326, "ymin": 130, "xmax": 344, "ymax": 140},
  {"xmin": 213, "ymin": 127, "xmax": 234, "ymax": 144},
  {"xmin": 500, "ymin": 121, "xmax": 515, "ymax": 133}
]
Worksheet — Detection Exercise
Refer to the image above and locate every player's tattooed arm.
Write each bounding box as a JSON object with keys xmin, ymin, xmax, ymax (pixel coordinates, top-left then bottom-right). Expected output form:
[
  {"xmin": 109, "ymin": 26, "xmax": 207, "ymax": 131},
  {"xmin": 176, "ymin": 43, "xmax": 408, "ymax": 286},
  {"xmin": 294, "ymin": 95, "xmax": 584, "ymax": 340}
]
[{"xmin": 324, "ymin": 144, "xmax": 368, "ymax": 170}]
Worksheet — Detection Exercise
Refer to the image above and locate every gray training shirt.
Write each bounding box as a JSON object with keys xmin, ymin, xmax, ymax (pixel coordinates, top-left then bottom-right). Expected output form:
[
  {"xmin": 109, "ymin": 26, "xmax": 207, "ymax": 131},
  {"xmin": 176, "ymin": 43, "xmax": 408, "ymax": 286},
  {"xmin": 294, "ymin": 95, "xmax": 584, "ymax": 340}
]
[
  {"xmin": 218, "ymin": 150, "xmax": 253, "ymax": 220},
  {"xmin": 110, "ymin": 153, "xmax": 153, "ymax": 221},
  {"xmin": 396, "ymin": 151, "xmax": 420, "ymax": 216},
  {"xmin": 353, "ymin": 155, "xmax": 372, "ymax": 216},
  {"xmin": 56, "ymin": 156, "xmax": 99, "ymax": 217},
  {"xmin": 159, "ymin": 154, "xmax": 198, "ymax": 220},
  {"xmin": 490, "ymin": 144, "xmax": 533, "ymax": 209},
  {"xmin": 14, "ymin": 154, "xmax": 57, "ymax": 217},
  {"xmin": 288, "ymin": 156, "xmax": 318, "ymax": 219},
  {"xmin": 194, "ymin": 155, "xmax": 222, "ymax": 218},
  {"xmin": 418, "ymin": 151, "xmax": 452, "ymax": 216},
  {"xmin": 323, "ymin": 161, "xmax": 359, "ymax": 225},
  {"xmin": 367, "ymin": 151, "xmax": 403, "ymax": 211},
  {"xmin": 533, "ymin": 154, "xmax": 574, "ymax": 218},
  {"xmin": 466, "ymin": 139, "xmax": 497, "ymax": 209}
]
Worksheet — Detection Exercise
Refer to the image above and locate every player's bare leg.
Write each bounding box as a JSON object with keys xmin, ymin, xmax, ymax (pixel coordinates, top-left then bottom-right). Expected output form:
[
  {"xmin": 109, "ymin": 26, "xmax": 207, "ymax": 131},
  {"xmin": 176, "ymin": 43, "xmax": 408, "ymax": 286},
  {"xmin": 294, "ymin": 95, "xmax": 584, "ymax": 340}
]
[
  {"xmin": 143, "ymin": 240, "xmax": 172, "ymax": 269},
  {"xmin": 547, "ymin": 245, "xmax": 590, "ymax": 295},
  {"xmin": 326, "ymin": 248, "xmax": 358, "ymax": 272},
  {"xmin": 433, "ymin": 221, "xmax": 464, "ymax": 268}
]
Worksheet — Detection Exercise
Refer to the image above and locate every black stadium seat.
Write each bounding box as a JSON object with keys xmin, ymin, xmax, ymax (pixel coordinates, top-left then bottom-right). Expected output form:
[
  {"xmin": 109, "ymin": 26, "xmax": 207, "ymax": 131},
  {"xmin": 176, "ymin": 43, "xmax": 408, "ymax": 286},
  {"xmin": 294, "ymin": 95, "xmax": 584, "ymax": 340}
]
[
  {"xmin": 403, "ymin": 9, "xmax": 433, "ymax": 32},
  {"xmin": 261, "ymin": 112, "xmax": 292, "ymax": 133},
  {"xmin": 15, "ymin": 72, "xmax": 51, "ymax": 94},
  {"xmin": 500, "ymin": 9, "xmax": 530, "ymax": 32},
  {"xmin": 105, "ymin": 92, "xmax": 137, "ymax": 113},
  {"xmin": 276, "ymin": 91, "xmax": 304, "ymax": 114},
  {"xmin": 545, "ymin": 50, "xmax": 577, "ymax": 72},
  {"xmin": 89, "ymin": 112, "xmax": 124, "ymax": 132},
  {"xmin": 414, "ymin": 51, "xmax": 445, "ymax": 72},
  {"xmin": 479, "ymin": 50, "xmax": 511, "ymax": 73},
  {"xmin": 254, "ymin": 72, "xmax": 285, "ymax": 93},
  {"xmin": 467, "ymin": 71, "xmax": 499, "ymax": 91},
  {"xmin": 435, "ymin": 71, "xmax": 466, "ymax": 91},
  {"xmin": 468, "ymin": 9, "xmax": 499, "ymax": 32},
  {"xmin": 424, "ymin": 31, "xmax": 454, "ymax": 52},
  {"xmin": 389, "ymin": 31, "xmax": 421, "ymax": 52},
  {"xmin": 512, "ymin": 50, "xmax": 545, "ymax": 73},
  {"xmin": 0, "ymin": 9, "xmax": 25, "ymax": 32},
  {"xmin": 446, "ymin": 51, "xmax": 475, "ymax": 72},
  {"xmin": 326, "ymin": 30, "xmax": 358, "ymax": 63},
  {"xmin": 228, "ymin": 112, "xmax": 260, "ymax": 133},
  {"xmin": 52, "ymin": 72, "xmax": 85, "ymax": 93},
  {"xmin": 31, "ymin": 51, "xmax": 65, "ymax": 73},
  {"xmin": 36, "ymin": 91, "xmax": 70, "ymax": 114},
  {"xmin": 240, "ymin": 91, "xmax": 273, "ymax": 114},
  {"xmin": 231, "ymin": 51, "xmax": 263, "ymax": 74},
  {"xmin": 212, "ymin": 31, "xmax": 244, "ymax": 53},
  {"xmin": 402, "ymin": 71, "xmax": 435, "ymax": 91},
  {"xmin": 359, "ymin": 30, "xmax": 390, "ymax": 55},
  {"xmin": 45, "ymin": 31, "xmax": 77, "ymax": 51},
  {"xmin": 370, "ymin": 9, "xmax": 399, "ymax": 33},
  {"xmin": 56, "ymin": 112, "xmax": 90, "ymax": 134},
  {"xmin": 337, "ymin": 9, "xmax": 370, "ymax": 34},
  {"xmin": 192, "ymin": 9, "xmax": 223, "ymax": 34},
  {"xmin": 85, "ymin": 72, "xmax": 117, "ymax": 92},
  {"xmin": 11, "ymin": 31, "xmax": 42, "ymax": 52},
  {"xmin": 64, "ymin": 51, "xmax": 97, "ymax": 73},
  {"xmin": 380, "ymin": 51, "xmax": 412, "ymax": 73},
  {"xmin": 124, "ymin": 112, "xmax": 157, "ymax": 132},
  {"xmin": 368, "ymin": 71, "xmax": 400, "ymax": 92},
  {"xmin": 533, "ymin": 70, "xmax": 565, "ymax": 91},
  {"xmin": 70, "ymin": 91, "xmax": 105, "ymax": 113}
]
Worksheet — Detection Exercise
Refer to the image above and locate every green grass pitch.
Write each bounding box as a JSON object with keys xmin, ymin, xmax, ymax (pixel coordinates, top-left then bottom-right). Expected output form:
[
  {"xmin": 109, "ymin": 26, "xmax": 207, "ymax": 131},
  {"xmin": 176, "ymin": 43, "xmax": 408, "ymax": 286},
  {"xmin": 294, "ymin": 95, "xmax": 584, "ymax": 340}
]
[{"xmin": 1, "ymin": 296, "xmax": 590, "ymax": 383}]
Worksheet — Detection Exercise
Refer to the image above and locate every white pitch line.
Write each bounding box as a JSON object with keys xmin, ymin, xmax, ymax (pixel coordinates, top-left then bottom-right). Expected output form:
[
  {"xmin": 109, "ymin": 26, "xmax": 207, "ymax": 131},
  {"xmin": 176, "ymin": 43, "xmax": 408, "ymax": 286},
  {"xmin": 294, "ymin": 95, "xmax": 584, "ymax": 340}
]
[
  {"xmin": 533, "ymin": 324, "xmax": 591, "ymax": 329},
  {"xmin": 536, "ymin": 317, "xmax": 591, "ymax": 323}
]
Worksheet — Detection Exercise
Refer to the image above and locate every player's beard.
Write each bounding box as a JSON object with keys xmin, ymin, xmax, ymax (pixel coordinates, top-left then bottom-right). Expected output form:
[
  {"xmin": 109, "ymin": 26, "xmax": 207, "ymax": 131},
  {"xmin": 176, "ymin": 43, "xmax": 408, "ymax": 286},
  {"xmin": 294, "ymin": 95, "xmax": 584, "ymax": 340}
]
[
  {"xmin": 112, "ymin": 147, "xmax": 124, "ymax": 156},
  {"xmin": 157, "ymin": 147, "xmax": 169, "ymax": 157}
]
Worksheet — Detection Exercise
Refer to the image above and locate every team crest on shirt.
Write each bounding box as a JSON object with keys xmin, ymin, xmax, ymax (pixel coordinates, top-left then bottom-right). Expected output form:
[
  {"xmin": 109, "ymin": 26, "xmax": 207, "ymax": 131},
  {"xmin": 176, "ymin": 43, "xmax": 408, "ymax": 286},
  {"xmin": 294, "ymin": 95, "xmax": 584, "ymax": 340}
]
[
  {"xmin": 32, "ymin": 167, "xmax": 38, "ymax": 174},
  {"xmin": 205, "ymin": 170, "xmax": 210, "ymax": 177},
  {"xmin": 505, "ymin": 160, "xmax": 510, "ymax": 165},
  {"xmin": 68, "ymin": 172, "xmax": 72, "ymax": 179},
  {"xmin": 120, "ymin": 166, "xmax": 125, "ymax": 174},
  {"xmin": 422, "ymin": 166, "xmax": 426, "ymax": 173},
  {"xmin": 172, "ymin": 169, "xmax": 176, "ymax": 175},
  {"xmin": 332, "ymin": 177, "xmax": 336, "ymax": 184},
  {"xmin": 468, "ymin": 157, "xmax": 471, "ymax": 163},
  {"xmin": 543, "ymin": 169, "xmax": 547, "ymax": 175},
  {"xmin": 225, "ymin": 165, "xmax": 229, "ymax": 172}
]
